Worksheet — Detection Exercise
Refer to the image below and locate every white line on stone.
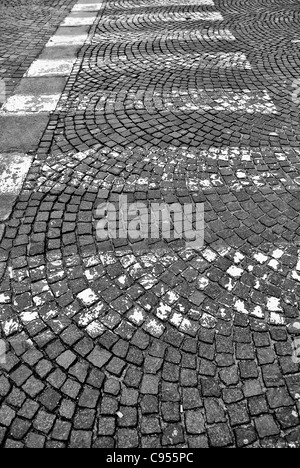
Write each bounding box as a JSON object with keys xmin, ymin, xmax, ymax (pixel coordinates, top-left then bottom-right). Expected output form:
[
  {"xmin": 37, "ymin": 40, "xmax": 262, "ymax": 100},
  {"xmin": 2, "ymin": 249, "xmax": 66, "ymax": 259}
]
[
  {"xmin": 105, "ymin": 0, "xmax": 215, "ymax": 6},
  {"xmin": 46, "ymin": 34, "xmax": 89, "ymax": 46},
  {"xmin": 84, "ymin": 88, "xmax": 277, "ymax": 114},
  {"xmin": 94, "ymin": 29, "xmax": 236, "ymax": 43},
  {"xmin": 25, "ymin": 58, "xmax": 77, "ymax": 77},
  {"xmin": 72, "ymin": 3, "xmax": 103, "ymax": 11},
  {"xmin": 102, "ymin": 12, "xmax": 223, "ymax": 22},
  {"xmin": 0, "ymin": 154, "xmax": 33, "ymax": 196},
  {"xmin": 2, "ymin": 94, "xmax": 61, "ymax": 113},
  {"xmin": 62, "ymin": 14, "xmax": 98, "ymax": 26},
  {"xmin": 0, "ymin": 153, "xmax": 33, "ymax": 221}
]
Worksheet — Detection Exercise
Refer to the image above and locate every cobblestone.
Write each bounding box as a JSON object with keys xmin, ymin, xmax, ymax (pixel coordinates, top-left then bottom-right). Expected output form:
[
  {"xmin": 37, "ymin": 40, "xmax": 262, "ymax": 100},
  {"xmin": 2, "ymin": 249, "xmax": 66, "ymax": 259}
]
[
  {"xmin": 0, "ymin": 0, "xmax": 76, "ymax": 102},
  {"xmin": 1, "ymin": 0, "xmax": 300, "ymax": 449}
]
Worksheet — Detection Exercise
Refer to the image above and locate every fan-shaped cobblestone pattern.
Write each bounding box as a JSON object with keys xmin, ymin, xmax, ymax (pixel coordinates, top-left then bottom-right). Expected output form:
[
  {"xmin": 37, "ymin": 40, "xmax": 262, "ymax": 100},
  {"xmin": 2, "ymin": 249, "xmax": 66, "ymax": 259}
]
[{"xmin": 1, "ymin": 0, "xmax": 300, "ymax": 449}]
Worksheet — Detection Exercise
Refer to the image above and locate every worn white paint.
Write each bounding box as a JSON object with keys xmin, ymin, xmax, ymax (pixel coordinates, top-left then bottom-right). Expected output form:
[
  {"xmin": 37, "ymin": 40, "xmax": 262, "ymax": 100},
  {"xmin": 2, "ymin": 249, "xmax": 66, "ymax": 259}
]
[
  {"xmin": 2, "ymin": 94, "xmax": 61, "ymax": 113},
  {"xmin": 20, "ymin": 311, "xmax": 39, "ymax": 323},
  {"xmin": 107, "ymin": 0, "xmax": 215, "ymax": 7},
  {"xmin": 268, "ymin": 259, "xmax": 279, "ymax": 270},
  {"xmin": 46, "ymin": 33, "xmax": 89, "ymax": 46},
  {"xmin": 267, "ymin": 297, "xmax": 282, "ymax": 312},
  {"xmin": 234, "ymin": 252, "xmax": 245, "ymax": 264},
  {"xmin": 62, "ymin": 14, "xmax": 97, "ymax": 26},
  {"xmin": 292, "ymin": 271, "xmax": 300, "ymax": 282},
  {"xmin": 156, "ymin": 302, "xmax": 171, "ymax": 320},
  {"xmin": 254, "ymin": 280, "xmax": 261, "ymax": 290},
  {"xmin": 200, "ymin": 313, "xmax": 217, "ymax": 328},
  {"xmin": 72, "ymin": 3, "xmax": 103, "ymax": 12},
  {"xmin": 127, "ymin": 306, "xmax": 146, "ymax": 325},
  {"xmin": 0, "ymin": 293, "xmax": 10, "ymax": 303},
  {"xmin": 180, "ymin": 318, "xmax": 195, "ymax": 333},
  {"xmin": 77, "ymin": 288, "xmax": 98, "ymax": 306},
  {"xmin": 224, "ymin": 278, "xmax": 235, "ymax": 291},
  {"xmin": 0, "ymin": 153, "xmax": 33, "ymax": 196},
  {"xmin": 170, "ymin": 312, "xmax": 183, "ymax": 327},
  {"xmin": 234, "ymin": 299, "xmax": 248, "ymax": 314},
  {"xmin": 26, "ymin": 59, "xmax": 76, "ymax": 77},
  {"xmin": 143, "ymin": 318, "xmax": 165, "ymax": 337},
  {"xmin": 120, "ymin": 254, "xmax": 136, "ymax": 268},
  {"xmin": 202, "ymin": 248, "xmax": 217, "ymax": 262},
  {"xmin": 254, "ymin": 253, "xmax": 268, "ymax": 264},
  {"xmin": 251, "ymin": 306, "xmax": 264, "ymax": 319},
  {"xmin": 227, "ymin": 265, "xmax": 244, "ymax": 278},
  {"xmin": 103, "ymin": 12, "xmax": 224, "ymax": 22},
  {"xmin": 86, "ymin": 321, "xmax": 105, "ymax": 337},
  {"xmin": 140, "ymin": 253, "xmax": 157, "ymax": 267},
  {"xmin": 139, "ymin": 274, "xmax": 157, "ymax": 290},
  {"xmin": 269, "ymin": 312, "xmax": 285, "ymax": 325},
  {"xmin": 99, "ymin": 252, "xmax": 116, "ymax": 265},
  {"xmin": 164, "ymin": 291, "xmax": 180, "ymax": 304},
  {"xmin": 2, "ymin": 318, "xmax": 21, "ymax": 336},
  {"xmin": 197, "ymin": 277, "xmax": 209, "ymax": 289},
  {"xmin": 117, "ymin": 274, "xmax": 127, "ymax": 286},
  {"xmin": 272, "ymin": 249, "xmax": 284, "ymax": 259}
]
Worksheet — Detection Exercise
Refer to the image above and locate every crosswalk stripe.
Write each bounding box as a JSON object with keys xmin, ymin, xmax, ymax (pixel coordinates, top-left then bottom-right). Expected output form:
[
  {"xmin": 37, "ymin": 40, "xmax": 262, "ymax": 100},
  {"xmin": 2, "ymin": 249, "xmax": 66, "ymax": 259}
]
[
  {"xmin": 93, "ymin": 29, "xmax": 236, "ymax": 42},
  {"xmin": 72, "ymin": 3, "xmax": 104, "ymax": 12},
  {"xmin": 46, "ymin": 33, "xmax": 90, "ymax": 46},
  {"xmin": 62, "ymin": 13, "xmax": 99, "ymax": 26},
  {"xmin": 0, "ymin": 0, "xmax": 102, "ymax": 160},
  {"xmin": 101, "ymin": 12, "xmax": 224, "ymax": 22},
  {"xmin": 2, "ymin": 94, "xmax": 62, "ymax": 114},
  {"xmin": 94, "ymin": 52, "xmax": 252, "ymax": 68},
  {"xmin": 25, "ymin": 58, "xmax": 77, "ymax": 77},
  {"xmin": 0, "ymin": 153, "xmax": 33, "ymax": 221}
]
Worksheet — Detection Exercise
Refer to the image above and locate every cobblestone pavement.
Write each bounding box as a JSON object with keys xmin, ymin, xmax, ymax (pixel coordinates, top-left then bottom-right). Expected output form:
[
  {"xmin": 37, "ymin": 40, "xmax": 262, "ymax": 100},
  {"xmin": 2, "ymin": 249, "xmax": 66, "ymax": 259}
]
[
  {"xmin": 1, "ymin": 0, "xmax": 300, "ymax": 449},
  {"xmin": 0, "ymin": 0, "xmax": 77, "ymax": 104}
]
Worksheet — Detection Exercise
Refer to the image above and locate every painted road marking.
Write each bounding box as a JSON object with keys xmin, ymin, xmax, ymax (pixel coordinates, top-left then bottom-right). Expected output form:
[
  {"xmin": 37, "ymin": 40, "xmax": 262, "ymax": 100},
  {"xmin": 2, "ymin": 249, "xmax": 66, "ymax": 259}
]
[
  {"xmin": 62, "ymin": 12, "xmax": 98, "ymax": 26},
  {"xmin": 0, "ymin": 77, "xmax": 68, "ymax": 114},
  {"xmin": 105, "ymin": 0, "xmax": 215, "ymax": 8},
  {"xmin": 93, "ymin": 29, "xmax": 236, "ymax": 43},
  {"xmin": 72, "ymin": 3, "xmax": 104, "ymax": 11},
  {"xmin": 96, "ymin": 52, "xmax": 252, "ymax": 68},
  {"xmin": 46, "ymin": 33, "xmax": 90, "ymax": 46},
  {"xmin": 2, "ymin": 94, "xmax": 62, "ymax": 113},
  {"xmin": 45, "ymin": 25, "xmax": 91, "ymax": 47},
  {"xmin": 102, "ymin": 12, "xmax": 224, "ymax": 22},
  {"xmin": 83, "ymin": 88, "xmax": 277, "ymax": 114},
  {"xmin": 0, "ymin": 153, "xmax": 33, "ymax": 221},
  {"xmin": 0, "ymin": 0, "xmax": 102, "ymax": 159},
  {"xmin": 25, "ymin": 58, "xmax": 77, "ymax": 77}
]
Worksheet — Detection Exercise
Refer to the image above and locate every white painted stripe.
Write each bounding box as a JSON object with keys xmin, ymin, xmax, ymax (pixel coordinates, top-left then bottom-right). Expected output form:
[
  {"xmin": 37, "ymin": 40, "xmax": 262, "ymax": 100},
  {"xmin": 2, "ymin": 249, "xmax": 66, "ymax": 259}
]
[
  {"xmin": 72, "ymin": 3, "xmax": 103, "ymax": 11},
  {"xmin": 102, "ymin": 12, "xmax": 223, "ymax": 22},
  {"xmin": 78, "ymin": 89, "xmax": 277, "ymax": 114},
  {"xmin": 94, "ymin": 29, "xmax": 236, "ymax": 43},
  {"xmin": 62, "ymin": 14, "xmax": 97, "ymax": 26},
  {"xmin": 105, "ymin": 0, "xmax": 215, "ymax": 6},
  {"xmin": 46, "ymin": 33, "xmax": 89, "ymax": 46},
  {"xmin": 25, "ymin": 58, "xmax": 76, "ymax": 77},
  {"xmin": 77, "ymin": 0, "xmax": 103, "ymax": 3},
  {"xmin": 2, "ymin": 94, "xmax": 61, "ymax": 113},
  {"xmin": 0, "ymin": 154, "xmax": 33, "ymax": 196},
  {"xmin": 147, "ymin": 90, "xmax": 276, "ymax": 113}
]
